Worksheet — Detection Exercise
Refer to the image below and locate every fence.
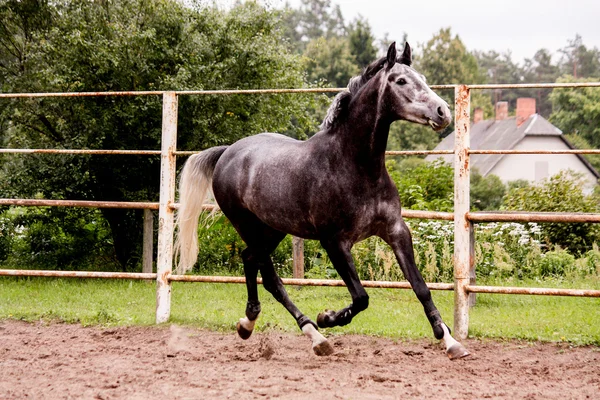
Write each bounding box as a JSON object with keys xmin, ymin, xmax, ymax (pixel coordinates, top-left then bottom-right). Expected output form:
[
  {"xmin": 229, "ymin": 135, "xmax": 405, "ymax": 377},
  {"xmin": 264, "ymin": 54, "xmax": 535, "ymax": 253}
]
[{"xmin": 1, "ymin": 84, "xmax": 600, "ymax": 340}]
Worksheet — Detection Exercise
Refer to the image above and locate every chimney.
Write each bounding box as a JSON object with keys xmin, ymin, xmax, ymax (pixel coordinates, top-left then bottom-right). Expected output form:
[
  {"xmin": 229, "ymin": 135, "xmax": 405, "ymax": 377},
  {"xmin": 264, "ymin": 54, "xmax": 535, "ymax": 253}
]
[
  {"xmin": 516, "ymin": 97, "xmax": 536, "ymax": 126},
  {"xmin": 473, "ymin": 107, "xmax": 484, "ymax": 124},
  {"xmin": 495, "ymin": 101, "xmax": 508, "ymax": 121}
]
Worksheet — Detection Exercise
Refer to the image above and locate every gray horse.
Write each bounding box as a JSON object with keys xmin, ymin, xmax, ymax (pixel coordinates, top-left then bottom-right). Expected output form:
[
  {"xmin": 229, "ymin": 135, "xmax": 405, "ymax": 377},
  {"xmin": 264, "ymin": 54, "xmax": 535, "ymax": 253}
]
[{"xmin": 175, "ymin": 42, "xmax": 470, "ymax": 359}]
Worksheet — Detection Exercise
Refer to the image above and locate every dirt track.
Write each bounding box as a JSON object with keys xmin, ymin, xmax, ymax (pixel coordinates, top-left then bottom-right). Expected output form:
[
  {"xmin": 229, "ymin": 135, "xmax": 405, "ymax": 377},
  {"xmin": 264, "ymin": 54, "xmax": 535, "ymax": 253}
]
[{"xmin": 1, "ymin": 320, "xmax": 599, "ymax": 399}]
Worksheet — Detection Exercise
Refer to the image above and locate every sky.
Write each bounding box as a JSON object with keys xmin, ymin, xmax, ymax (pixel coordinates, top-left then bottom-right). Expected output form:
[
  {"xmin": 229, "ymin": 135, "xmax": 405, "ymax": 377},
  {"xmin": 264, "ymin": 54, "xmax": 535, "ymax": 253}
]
[{"xmin": 213, "ymin": 0, "xmax": 600, "ymax": 65}]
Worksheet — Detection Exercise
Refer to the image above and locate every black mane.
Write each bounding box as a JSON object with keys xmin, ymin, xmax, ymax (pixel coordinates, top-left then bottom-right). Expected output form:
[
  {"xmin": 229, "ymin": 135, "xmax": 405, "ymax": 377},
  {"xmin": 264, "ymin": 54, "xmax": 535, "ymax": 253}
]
[{"xmin": 320, "ymin": 56, "xmax": 388, "ymax": 131}]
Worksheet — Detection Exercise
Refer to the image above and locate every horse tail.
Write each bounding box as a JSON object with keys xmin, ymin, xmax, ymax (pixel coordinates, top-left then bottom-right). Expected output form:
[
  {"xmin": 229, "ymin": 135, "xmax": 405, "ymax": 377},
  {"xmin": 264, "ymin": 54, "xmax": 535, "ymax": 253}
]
[{"xmin": 174, "ymin": 146, "xmax": 228, "ymax": 274}]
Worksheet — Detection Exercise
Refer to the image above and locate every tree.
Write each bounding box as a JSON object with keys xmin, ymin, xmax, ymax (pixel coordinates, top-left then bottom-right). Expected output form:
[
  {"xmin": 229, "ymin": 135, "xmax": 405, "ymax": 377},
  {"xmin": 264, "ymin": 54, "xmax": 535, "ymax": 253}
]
[
  {"xmin": 347, "ymin": 16, "xmax": 377, "ymax": 69},
  {"xmin": 521, "ymin": 49, "xmax": 561, "ymax": 117},
  {"xmin": 549, "ymin": 75, "xmax": 600, "ymax": 149},
  {"xmin": 0, "ymin": 0, "xmax": 314, "ymax": 270},
  {"xmin": 302, "ymin": 36, "xmax": 359, "ymax": 87},
  {"xmin": 282, "ymin": 0, "xmax": 346, "ymax": 53},
  {"xmin": 558, "ymin": 35, "xmax": 600, "ymax": 79},
  {"xmin": 474, "ymin": 50, "xmax": 523, "ymax": 112}
]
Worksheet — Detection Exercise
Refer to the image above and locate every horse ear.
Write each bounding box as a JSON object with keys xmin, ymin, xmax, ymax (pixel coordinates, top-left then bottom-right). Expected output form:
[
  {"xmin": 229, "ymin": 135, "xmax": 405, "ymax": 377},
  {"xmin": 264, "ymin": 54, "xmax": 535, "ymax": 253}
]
[
  {"xmin": 386, "ymin": 42, "xmax": 397, "ymax": 70},
  {"xmin": 398, "ymin": 42, "xmax": 412, "ymax": 66}
]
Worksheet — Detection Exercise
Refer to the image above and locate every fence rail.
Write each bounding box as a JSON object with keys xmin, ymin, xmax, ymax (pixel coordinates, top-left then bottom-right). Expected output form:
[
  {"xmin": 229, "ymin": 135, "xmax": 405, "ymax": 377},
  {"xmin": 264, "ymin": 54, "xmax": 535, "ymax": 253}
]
[{"xmin": 1, "ymin": 82, "xmax": 600, "ymax": 338}]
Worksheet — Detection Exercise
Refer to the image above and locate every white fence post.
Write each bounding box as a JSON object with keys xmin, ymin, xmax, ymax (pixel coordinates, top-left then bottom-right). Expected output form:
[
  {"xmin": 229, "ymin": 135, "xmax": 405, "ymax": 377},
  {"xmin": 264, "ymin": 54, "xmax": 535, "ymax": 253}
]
[
  {"xmin": 453, "ymin": 85, "xmax": 474, "ymax": 340},
  {"xmin": 156, "ymin": 92, "xmax": 178, "ymax": 324}
]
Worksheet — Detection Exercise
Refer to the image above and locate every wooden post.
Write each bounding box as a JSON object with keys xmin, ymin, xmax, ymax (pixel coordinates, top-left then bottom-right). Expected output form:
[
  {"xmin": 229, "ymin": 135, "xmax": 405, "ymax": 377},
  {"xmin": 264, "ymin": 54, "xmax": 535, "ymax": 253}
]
[
  {"xmin": 292, "ymin": 237, "xmax": 305, "ymax": 279},
  {"xmin": 453, "ymin": 85, "xmax": 474, "ymax": 340},
  {"xmin": 142, "ymin": 209, "xmax": 154, "ymax": 273},
  {"xmin": 156, "ymin": 92, "xmax": 178, "ymax": 324}
]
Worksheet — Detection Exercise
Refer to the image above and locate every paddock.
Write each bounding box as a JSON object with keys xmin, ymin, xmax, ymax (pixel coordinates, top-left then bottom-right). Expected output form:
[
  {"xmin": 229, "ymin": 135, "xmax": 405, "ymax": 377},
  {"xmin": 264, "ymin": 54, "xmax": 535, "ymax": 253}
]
[{"xmin": 2, "ymin": 319, "xmax": 598, "ymax": 399}]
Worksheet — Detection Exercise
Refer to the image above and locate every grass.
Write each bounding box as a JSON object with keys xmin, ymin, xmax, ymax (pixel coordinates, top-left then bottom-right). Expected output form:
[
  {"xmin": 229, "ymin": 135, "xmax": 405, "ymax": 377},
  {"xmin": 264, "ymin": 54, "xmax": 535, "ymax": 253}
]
[{"xmin": 1, "ymin": 276, "xmax": 599, "ymax": 345}]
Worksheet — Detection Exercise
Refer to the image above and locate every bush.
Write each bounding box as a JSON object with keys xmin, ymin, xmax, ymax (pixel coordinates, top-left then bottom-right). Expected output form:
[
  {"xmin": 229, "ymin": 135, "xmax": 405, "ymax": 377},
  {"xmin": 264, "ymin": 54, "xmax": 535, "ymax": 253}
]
[
  {"xmin": 537, "ymin": 248, "xmax": 576, "ymax": 278},
  {"xmin": 471, "ymin": 169, "xmax": 506, "ymax": 211},
  {"xmin": 502, "ymin": 171, "xmax": 600, "ymax": 254},
  {"xmin": 0, "ymin": 207, "xmax": 119, "ymax": 271},
  {"xmin": 387, "ymin": 158, "xmax": 454, "ymax": 211}
]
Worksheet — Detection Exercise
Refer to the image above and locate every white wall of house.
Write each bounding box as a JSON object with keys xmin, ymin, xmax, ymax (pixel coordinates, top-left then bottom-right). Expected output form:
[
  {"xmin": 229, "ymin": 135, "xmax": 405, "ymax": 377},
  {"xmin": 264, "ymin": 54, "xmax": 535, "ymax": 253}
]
[{"xmin": 490, "ymin": 136, "xmax": 598, "ymax": 193}]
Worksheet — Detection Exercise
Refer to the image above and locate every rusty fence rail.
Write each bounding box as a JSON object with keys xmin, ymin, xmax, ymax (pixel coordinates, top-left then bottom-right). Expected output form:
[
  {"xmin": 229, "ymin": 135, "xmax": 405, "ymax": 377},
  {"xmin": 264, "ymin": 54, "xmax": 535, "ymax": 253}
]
[{"xmin": 2, "ymin": 83, "xmax": 600, "ymax": 337}]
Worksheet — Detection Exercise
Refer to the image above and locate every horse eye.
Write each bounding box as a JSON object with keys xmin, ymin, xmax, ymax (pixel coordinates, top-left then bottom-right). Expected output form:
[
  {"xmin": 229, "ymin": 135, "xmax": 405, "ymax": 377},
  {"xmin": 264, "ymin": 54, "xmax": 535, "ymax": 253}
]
[{"xmin": 397, "ymin": 78, "xmax": 407, "ymax": 85}]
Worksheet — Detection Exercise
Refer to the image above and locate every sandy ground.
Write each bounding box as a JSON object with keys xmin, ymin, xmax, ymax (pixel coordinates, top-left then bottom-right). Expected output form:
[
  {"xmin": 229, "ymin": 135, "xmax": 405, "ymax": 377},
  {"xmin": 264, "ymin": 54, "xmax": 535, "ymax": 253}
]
[{"xmin": 1, "ymin": 319, "xmax": 599, "ymax": 399}]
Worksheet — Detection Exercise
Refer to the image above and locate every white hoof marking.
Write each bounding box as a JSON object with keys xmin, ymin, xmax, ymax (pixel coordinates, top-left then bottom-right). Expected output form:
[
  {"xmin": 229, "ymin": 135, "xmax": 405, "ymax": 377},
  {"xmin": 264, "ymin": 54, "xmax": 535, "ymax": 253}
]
[
  {"xmin": 302, "ymin": 324, "xmax": 327, "ymax": 348},
  {"xmin": 440, "ymin": 323, "xmax": 460, "ymax": 352},
  {"xmin": 239, "ymin": 316, "xmax": 256, "ymax": 332}
]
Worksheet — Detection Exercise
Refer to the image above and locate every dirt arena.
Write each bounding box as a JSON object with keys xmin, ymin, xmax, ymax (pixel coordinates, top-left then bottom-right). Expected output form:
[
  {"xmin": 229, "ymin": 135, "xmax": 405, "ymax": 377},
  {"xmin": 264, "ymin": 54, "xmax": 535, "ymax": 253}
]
[{"xmin": 1, "ymin": 320, "xmax": 598, "ymax": 399}]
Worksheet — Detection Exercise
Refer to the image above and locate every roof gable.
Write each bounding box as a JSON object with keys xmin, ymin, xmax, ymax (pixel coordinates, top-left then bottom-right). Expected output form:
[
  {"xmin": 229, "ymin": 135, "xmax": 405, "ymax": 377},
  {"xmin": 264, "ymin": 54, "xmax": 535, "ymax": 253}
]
[{"xmin": 426, "ymin": 114, "xmax": 597, "ymax": 178}]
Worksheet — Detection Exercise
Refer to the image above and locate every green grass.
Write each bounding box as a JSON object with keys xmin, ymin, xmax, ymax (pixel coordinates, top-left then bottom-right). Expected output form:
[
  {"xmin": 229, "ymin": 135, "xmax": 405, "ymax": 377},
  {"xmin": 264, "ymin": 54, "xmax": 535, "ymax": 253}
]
[{"xmin": 1, "ymin": 276, "xmax": 599, "ymax": 345}]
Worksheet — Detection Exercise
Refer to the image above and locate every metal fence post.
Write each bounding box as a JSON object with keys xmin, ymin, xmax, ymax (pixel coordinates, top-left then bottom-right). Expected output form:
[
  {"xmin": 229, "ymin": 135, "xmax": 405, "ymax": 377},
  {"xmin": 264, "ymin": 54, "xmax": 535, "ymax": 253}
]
[
  {"xmin": 156, "ymin": 92, "xmax": 178, "ymax": 324},
  {"xmin": 453, "ymin": 85, "xmax": 474, "ymax": 340}
]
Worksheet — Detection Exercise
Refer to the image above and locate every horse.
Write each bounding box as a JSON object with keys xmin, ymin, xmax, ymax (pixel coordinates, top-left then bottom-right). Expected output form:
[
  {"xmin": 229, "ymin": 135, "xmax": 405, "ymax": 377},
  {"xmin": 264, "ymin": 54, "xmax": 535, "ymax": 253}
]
[{"xmin": 174, "ymin": 42, "xmax": 470, "ymax": 360}]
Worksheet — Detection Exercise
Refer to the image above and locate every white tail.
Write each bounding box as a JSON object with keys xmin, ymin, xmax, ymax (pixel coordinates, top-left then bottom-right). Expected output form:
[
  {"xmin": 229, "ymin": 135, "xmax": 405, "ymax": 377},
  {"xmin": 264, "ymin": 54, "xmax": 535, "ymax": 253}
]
[{"xmin": 174, "ymin": 147, "xmax": 227, "ymax": 274}]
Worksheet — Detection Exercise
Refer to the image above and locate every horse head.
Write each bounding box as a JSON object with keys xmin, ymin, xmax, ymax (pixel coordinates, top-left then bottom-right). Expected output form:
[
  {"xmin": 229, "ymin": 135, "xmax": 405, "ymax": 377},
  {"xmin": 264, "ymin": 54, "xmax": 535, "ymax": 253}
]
[{"xmin": 379, "ymin": 42, "xmax": 451, "ymax": 132}]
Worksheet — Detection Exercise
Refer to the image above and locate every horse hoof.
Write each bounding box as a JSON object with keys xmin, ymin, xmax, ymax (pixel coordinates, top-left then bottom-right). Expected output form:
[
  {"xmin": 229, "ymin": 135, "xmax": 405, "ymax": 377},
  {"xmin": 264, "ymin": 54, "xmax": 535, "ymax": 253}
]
[
  {"xmin": 236, "ymin": 321, "xmax": 253, "ymax": 340},
  {"xmin": 446, "ymin": 343, "xmax": 471, "ymax": 360},
  {"xmin": 317, "ymin": 310, "xmax": 336, "ymax": 329},
  {"xmin": 313, "ymin": 340, "xmax": 334, "ymax": 356}
]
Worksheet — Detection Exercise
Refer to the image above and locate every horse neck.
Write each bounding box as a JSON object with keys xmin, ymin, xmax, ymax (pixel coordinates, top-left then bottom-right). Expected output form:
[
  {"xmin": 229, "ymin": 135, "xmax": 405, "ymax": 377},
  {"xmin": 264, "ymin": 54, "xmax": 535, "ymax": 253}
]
[{"xmin": 335, "ymin": 93, "xmax": 392, "ymax": 175}]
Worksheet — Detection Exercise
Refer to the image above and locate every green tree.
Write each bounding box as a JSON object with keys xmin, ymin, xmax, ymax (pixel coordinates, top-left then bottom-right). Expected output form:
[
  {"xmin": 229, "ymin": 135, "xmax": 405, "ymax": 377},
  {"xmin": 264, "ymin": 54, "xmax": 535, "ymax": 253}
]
[
  {"xmin": 347, "ymin": 16, "xmax": 377, "ymax": 69},
  {"xmin": 521, "ymin": 49, "xmax": 561, "ymax": 117},
  {"xmin": 549, "ymin": 75, "xmax": 600, "ymax": 148},
  {"xmin": 0, "ymin": 0, "xmax": 314, "ymax": 270},
  {"xmin": 558, "ymin": 35, "xmax": 600, "ymax": 79},
  {"xmin": 417, "ymin": 28, "xmax": 481, "ymax": 82},
  {"xmin": 302, "ymin": 36, "xmax": 359, "ymax": 87}
]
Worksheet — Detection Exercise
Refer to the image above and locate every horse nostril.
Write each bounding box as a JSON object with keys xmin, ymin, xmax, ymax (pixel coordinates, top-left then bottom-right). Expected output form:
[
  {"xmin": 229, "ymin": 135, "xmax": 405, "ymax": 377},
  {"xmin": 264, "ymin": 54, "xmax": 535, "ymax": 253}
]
[{"xmin": 437, "ymin": 106, "xmax": 445, "ymax": 117}]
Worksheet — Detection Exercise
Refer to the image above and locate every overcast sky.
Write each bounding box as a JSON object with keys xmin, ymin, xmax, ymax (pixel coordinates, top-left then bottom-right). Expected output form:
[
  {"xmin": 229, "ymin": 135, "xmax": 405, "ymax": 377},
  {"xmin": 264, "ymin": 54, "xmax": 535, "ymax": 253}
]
[{"xmin": 214, "ymin": 0, "xmax": 600, "ymax": 65}]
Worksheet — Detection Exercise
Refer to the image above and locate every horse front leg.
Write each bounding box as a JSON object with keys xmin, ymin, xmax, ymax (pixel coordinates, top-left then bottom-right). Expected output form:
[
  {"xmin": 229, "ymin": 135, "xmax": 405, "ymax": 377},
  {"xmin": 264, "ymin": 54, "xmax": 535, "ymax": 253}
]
[
  {"xmin": 317, "ymin": 239, "xmax": 370, "ymax": 328},
  {"xmin": 383, "ymin": 220, "xmax": 470, "ymax": 360}
]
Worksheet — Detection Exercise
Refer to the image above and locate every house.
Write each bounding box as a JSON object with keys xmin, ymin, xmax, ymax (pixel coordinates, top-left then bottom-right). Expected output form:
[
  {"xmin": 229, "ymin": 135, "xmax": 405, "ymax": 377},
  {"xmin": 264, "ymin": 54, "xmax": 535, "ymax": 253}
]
[{"xmin": 425, "ymin": 98, "xmax": 599, "ymax": 193}]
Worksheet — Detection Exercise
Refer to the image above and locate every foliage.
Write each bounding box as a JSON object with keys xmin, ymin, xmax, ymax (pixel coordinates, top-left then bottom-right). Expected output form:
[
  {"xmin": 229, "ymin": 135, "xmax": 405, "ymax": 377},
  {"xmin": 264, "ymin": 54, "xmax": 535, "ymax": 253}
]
[
  {"xmin": 386, "ymin": 121, "xmax": 441, "ymax": 152},
  {"xmin": 0, "ymin": 207, "xmax": 118, "ymax": 270},
  {"xmin": 386, "ymin": 158, "xmax": 454, "ymax": 212},
  {"xmin": 347, "ymin": 16, "xmax": 377, "ymax": 69},
  {"xmin": 0, "ymin": 0, "xmax": 314, "ymax": 270},
  {"xmin": 302, "ymin": 36, "xmax": 359, "ymax": 87},
  {"xmin": 550, "ymin": 75, "xmax": 600, "ymax": 149},
  {"xmin": 470, "ymin": 169, "xmax": 506, "ymax": 211},
  {"xmin": 193, "ymin": 214, "xmax": 295, "ymax": 277},
  {"xmin": 502, "ymin": 171, "xmax": 600, "ymax": 254},
  {"xmin": 557, "ymin": 34, "xmax": 600, "ymax": 79},
  {"xmin": 563, "ymin": 133, "xmax": 600, "ymax": 173}
]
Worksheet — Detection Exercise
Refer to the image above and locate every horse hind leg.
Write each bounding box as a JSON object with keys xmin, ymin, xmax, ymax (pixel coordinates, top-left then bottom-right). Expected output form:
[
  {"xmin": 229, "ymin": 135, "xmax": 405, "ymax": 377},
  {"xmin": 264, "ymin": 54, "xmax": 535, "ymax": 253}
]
[
  {"xmin": 236, "ymin": 247, "xmax": 262, "ymax": 340},
  {"xmin": 231, "ymin": 217, "xmax": 333, "ymax": 356},
  {"xmin": 384, "ymin": 220, "xmax": 470, "ymax": 360},
  {"xmin": 254, "ymin": 248, "xmax": 333, "ymax": 356}
]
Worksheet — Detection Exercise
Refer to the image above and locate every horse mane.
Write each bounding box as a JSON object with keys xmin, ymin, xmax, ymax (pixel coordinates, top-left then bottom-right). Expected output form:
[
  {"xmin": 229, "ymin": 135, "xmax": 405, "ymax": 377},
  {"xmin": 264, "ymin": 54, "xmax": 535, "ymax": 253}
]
[{"xmin": 320, "ymin": 56, "xmax": 388, "ymax": 131}]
